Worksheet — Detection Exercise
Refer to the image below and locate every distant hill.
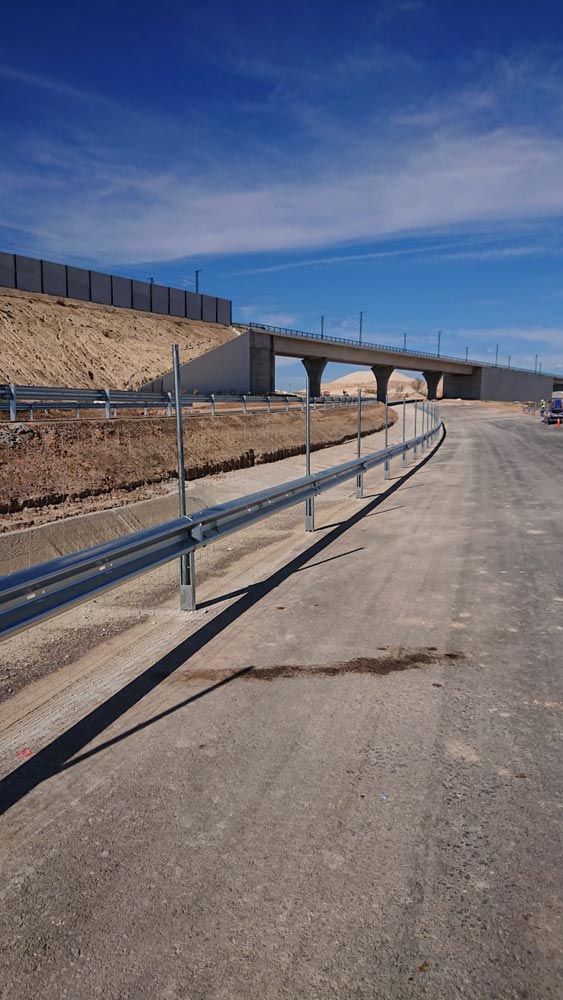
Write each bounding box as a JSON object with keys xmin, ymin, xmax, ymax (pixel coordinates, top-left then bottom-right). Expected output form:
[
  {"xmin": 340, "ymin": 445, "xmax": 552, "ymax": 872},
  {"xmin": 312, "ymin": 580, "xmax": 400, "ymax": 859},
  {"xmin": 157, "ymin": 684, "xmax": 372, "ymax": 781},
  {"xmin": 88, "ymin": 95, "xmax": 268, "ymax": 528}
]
[{"xmin": 321, "ymin": 369, "xmax": 426, "ymax": 397}]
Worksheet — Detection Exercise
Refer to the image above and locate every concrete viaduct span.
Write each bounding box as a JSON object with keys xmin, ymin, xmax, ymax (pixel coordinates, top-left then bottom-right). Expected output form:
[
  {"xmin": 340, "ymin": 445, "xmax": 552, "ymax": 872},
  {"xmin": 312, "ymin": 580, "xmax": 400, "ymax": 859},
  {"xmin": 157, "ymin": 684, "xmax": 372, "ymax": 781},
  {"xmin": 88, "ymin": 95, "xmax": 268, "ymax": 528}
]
[
  {"xmin": 272, "ymin": 330, "xmax": 462, "ymax": 400},
  {"xmin": 249, "ymin": 324, "xmax": 558, "ymax": 402},
  {"xmin": 146, "ymin": 323, "xmax": 559, "ymax": 402}
]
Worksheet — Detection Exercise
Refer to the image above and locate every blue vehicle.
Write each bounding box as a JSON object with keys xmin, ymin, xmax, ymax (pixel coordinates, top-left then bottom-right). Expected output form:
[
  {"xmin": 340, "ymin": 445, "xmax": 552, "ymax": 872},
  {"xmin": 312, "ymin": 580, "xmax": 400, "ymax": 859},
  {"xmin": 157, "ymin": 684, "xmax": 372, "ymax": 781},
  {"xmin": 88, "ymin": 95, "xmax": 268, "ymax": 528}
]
[{"xmin": 540, "ymin": 396, "xmax": 563, "ymax": 424}]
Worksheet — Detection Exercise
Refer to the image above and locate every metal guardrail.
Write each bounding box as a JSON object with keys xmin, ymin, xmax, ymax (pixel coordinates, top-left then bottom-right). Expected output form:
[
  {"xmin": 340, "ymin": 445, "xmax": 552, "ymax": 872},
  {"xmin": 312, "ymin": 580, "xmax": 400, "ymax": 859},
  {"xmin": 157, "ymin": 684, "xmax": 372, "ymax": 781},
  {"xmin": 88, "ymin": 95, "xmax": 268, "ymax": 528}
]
[
  {"xmin": 248, "ymin": 322, "xmax": 559, "ymax": 379},
  {"xmin": 0, "ymin": 384, "xmax": 372, "ymax": 422},
  {"xmin": 0, "ymin": 403, "xmax": 441, "ymax": 640}
]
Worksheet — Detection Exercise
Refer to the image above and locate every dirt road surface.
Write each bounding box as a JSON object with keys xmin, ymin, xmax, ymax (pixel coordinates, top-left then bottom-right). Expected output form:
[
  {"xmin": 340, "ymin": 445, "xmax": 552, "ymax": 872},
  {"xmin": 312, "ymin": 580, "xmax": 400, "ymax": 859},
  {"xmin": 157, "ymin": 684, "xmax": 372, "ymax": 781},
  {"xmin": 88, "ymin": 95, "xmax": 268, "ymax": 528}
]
[{"xmin": 0, "ymin": 404, "xmax": 561, "ymax": 999}]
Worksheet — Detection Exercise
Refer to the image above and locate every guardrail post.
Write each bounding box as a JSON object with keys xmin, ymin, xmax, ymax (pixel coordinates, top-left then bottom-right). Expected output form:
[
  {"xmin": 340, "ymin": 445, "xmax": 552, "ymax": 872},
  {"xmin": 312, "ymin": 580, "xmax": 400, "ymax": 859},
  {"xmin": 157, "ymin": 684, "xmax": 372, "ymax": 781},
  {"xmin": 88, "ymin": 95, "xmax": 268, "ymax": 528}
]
[
  {"xmin": 267, "ymin": 395, "xmax": 271, "ymax": 414},
  {"xmin": 286, "ymin": 396, "xmax": 289, "ymax": 413},
  {"xmin": 76, "ymin": 406, "xmax": 80, "ymax": 420},
  {"xmin": 384, "ymin": 393, "xmax": 390, "ymax": 480},
  {"xmin": 9, "ymin": 385, "xmax": 17, "ymax": 422},
  {"xmin": 173, "ymin": 344, "xmax": 196, "ymax": 611},
  {"xmin": 166, "ymin": 392, "xmax": 173, "ymax": 417},
  {"xmin": 104, "ymin": 389, "xmax": 111, "ymax": 420},
  {"xmin": 29, "ymin": 405, "xmax": 34, "ymax": 422},
  {"xmin": 210, "ymin": 394, "xmax": 216, "ymax": 417},
  {"xmin": 305, "ymin": 376, "xmax": 314, "ymax": 531},
  {"xmin": 356, "ymin": 388, "xmax": 363, "ymax": 498},
  {"xmin": 242, "ymin": 394, "xmax": 247, "ymax": 415},
  {"xmin": 401, "ymin": 398, "xmax": 407, "ymax": 467}
]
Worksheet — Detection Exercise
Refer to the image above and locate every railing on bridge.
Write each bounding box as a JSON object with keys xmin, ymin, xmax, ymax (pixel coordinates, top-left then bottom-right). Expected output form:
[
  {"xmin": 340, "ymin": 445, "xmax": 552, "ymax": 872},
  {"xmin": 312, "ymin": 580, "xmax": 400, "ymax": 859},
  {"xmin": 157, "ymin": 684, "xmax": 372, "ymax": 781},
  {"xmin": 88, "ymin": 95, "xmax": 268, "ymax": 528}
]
[{"xmin": 248, "ymin": 322, "xmax": 557, "ymax": 378}]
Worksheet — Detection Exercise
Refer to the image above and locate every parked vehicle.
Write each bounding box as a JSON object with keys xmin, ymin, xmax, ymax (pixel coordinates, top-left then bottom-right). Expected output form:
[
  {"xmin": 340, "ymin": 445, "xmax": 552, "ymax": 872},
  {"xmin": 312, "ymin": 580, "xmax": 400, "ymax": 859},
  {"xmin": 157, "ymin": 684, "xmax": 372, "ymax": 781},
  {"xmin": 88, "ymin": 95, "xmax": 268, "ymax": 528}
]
[{"xmin": 540, "ymin": 396, "xmax": 563, "ymax": 424}]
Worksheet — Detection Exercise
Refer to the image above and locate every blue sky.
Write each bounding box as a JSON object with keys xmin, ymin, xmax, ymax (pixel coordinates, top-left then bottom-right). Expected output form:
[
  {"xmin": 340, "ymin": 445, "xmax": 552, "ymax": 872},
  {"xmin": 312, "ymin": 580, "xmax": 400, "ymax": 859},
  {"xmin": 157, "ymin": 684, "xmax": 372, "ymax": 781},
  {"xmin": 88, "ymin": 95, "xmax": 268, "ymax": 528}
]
[{"xmin": 2, "ymin": 0, "xmax": 563, "ymax": 387}]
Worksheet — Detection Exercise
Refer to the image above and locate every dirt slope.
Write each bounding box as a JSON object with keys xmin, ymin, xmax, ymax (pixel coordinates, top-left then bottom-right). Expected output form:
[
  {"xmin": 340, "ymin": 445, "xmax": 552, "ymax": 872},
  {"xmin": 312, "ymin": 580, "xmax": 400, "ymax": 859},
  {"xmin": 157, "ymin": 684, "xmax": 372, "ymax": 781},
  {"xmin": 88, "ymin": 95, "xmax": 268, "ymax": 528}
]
[
  {"xmin": 0, "ymin": 288, "xmax": 236, "ymax": 389},
  {"xmin": 0, "ymin": 404, "xmax": 394, "ymax": 532}
]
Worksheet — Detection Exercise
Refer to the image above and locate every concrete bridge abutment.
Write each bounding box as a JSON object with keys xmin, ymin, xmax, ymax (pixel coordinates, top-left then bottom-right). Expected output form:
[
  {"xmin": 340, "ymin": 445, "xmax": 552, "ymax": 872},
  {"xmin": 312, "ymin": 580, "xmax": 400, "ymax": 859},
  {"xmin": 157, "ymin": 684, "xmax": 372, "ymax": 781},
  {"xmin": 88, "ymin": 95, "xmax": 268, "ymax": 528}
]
[
  {"xmin": 302, "ymin": 357, "xmax": 328, "ymax": 398},
  {"xmin": 371, "ymin": 365, "xmax": 394, "ymax": 403},
  {"xmin": 423, "ymin": 370, "xmax": 443, "ymax": 401}
]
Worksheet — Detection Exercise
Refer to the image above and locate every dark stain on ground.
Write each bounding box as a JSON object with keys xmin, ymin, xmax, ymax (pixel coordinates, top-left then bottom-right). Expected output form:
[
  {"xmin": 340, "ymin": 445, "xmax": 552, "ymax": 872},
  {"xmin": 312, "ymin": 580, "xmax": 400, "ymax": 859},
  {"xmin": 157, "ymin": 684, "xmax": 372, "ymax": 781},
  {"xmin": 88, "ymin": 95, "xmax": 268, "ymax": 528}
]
[{"xmin": 179, "ymin": 647, "xmax": 464, "ymax": 684}]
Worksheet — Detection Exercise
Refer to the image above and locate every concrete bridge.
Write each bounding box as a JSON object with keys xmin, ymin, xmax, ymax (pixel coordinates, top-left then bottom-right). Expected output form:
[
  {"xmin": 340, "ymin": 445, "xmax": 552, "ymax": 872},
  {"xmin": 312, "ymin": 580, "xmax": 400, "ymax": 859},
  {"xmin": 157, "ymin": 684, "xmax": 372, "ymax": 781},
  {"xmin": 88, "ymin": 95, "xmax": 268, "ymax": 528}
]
[{"xmin": 145, "ymin": 323, "xmax": 559, "ymax": 402}]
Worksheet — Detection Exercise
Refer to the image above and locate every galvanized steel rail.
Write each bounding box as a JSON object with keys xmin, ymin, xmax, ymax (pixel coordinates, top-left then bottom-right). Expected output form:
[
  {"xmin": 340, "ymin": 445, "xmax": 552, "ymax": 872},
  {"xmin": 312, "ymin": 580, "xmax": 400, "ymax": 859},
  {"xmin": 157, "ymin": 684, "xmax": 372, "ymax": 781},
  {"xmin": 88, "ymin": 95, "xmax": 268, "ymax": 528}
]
[
  {"xmin": 0, "ymin": 384, "xmax": 369, "ymax": 422},
  {"xmin": 0, "ymin": 403, "xmax": 441, "ymax": 640}
]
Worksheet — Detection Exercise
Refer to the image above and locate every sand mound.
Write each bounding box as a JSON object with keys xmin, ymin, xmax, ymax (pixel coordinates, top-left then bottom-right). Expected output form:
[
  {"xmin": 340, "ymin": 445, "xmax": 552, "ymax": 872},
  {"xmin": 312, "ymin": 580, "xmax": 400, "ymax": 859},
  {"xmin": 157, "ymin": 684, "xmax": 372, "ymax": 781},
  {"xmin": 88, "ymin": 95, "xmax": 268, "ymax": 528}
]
[{"xmin": 322, "ymin": 369, "xmax": 423, "ymax": 397}]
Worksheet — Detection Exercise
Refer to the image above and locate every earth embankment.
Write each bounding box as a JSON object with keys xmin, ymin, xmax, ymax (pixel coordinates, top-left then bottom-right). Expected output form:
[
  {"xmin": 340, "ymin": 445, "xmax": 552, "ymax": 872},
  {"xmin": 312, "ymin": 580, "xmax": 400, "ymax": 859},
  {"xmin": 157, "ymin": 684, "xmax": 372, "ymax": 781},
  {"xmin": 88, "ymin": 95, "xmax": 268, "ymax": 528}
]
[
  {"xmin": 0, "ymin": 403, "xmax": 394, "ymax": 531},
  {"xmin": 0, "ymin": 287, "xmax": 235, "ymax": 388}
]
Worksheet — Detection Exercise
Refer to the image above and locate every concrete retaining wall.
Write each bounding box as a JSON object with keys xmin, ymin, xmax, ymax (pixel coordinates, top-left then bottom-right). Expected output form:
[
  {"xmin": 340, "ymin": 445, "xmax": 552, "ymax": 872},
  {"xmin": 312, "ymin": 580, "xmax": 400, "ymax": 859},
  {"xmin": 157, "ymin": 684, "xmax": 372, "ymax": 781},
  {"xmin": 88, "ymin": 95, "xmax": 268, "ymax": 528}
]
[
  {"xmin": 0, "ymin": 251, "xmax": 232, "ymax": 326},
  {"xmin": 443, "ymin": 366, "xmax": 554, "ymax": 402},
  {"xmin": 142, "ymin": 330, "xmax": 276, "ymax": 396}
]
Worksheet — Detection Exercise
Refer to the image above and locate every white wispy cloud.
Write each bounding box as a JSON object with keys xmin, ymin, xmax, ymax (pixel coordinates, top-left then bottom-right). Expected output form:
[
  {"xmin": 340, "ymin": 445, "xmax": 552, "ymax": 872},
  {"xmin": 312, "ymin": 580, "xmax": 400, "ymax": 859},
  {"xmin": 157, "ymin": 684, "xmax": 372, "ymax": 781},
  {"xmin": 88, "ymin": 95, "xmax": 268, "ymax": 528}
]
[
  {"xmin": 4, "ymin": 125, "xmax": 563, "ymax": 264},
  {"xmin": 4, "ymin": 50, "xmax": 563, "ymax": 266},
  {"xmin": 0, "ymin": 65, "xmax": 119, "ymax": 109}
]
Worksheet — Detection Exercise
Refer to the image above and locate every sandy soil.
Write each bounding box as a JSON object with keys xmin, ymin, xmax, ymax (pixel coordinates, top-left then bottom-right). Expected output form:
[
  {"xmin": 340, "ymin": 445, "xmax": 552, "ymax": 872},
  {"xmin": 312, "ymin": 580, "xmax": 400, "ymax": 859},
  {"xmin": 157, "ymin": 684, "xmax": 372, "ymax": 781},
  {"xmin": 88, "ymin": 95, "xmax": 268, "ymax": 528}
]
[
  {"xmin": 0, "ymin": 404, "xmax": 394, "ymax": 531},
  {"xmin": 0, "ymin": 287, "xmax": 235, "ymax": 389}
]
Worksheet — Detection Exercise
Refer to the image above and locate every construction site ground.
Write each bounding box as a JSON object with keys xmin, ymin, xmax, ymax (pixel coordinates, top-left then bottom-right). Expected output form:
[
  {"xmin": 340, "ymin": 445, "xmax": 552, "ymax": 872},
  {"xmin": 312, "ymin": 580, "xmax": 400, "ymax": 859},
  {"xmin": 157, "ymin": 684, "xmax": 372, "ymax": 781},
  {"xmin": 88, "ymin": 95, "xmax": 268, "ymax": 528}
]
[{"xmin": 0, "ymin": 402, "xmax": 560, "ymax": 1000}]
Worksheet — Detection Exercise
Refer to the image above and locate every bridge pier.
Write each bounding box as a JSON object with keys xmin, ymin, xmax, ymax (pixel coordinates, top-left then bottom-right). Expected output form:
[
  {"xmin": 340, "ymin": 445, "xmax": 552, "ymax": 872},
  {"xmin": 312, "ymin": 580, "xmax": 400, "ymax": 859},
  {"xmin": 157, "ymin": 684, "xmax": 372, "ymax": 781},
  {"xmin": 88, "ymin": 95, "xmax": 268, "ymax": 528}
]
[
  {"xmin": 423, "ymin": 370, "xmax": 443, "ymax": 401},
  {"xmin": 371, "ymin": 365, "xmax": 394, "ymax": 403},
  {"xmin": 302, "ymin": 357, "xmax": 328, "ymax": 398}
]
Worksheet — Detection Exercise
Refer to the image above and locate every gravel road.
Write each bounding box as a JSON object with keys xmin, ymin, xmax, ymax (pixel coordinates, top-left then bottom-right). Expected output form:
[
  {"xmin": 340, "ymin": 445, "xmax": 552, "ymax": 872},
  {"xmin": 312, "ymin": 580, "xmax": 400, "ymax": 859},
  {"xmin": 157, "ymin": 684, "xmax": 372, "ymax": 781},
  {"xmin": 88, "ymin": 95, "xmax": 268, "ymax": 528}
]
[{"xmin": 0, "ymin": 404, "xmax": 561, "ymax": 999}]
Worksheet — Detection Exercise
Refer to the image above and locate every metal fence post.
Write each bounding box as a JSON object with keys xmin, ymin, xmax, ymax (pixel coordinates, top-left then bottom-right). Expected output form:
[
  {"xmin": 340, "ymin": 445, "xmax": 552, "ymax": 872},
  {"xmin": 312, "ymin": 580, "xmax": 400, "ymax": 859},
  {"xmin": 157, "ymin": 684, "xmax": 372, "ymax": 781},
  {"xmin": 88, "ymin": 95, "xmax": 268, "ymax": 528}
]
[
  {"xmin": 305, "ymin": 375, "xmax": 314, "ymax": 531},
  {"xmin": 401, "ymin": 397, "xmax": 407, "ymax": 468},
  {"xmin": 9, "ymin": 385, "xmax": 17, "ymax": 422},
  {"xmin": 173, "ymin": 344, "xmax": 196, "ymax": 611},
  {"xmin": 356, "ymin": 388, "xmax": 363, "ymax": 498},
  {"xmin": 414, "ymin": 401, "xmax": 418, "ymax": 457},
  {"xmin": 384, "ymin": 393, "xmax": 390, "ymax": 480}
]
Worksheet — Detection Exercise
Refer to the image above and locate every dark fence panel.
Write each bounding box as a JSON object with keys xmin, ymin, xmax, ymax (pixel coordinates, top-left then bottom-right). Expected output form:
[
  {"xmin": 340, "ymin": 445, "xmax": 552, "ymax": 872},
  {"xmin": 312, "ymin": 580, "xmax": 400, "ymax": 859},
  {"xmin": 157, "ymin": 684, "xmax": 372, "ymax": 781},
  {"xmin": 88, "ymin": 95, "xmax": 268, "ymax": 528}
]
[
  {"xmin": 132, "ymin": 279, "xmax": 151, "ymax": 311},
  {"xmin": 202, "ymin": 294, "xmax": 217, "ymax": 323},
  {"xmin": 216, "ymin": 297, "xmax": 232, "ymax": 325},
  {"xmin": 15, "ymin": 255, "xmax": 42, "ymax": 293},
  {"xmin": 42, "ymin": 260, "xmax": 67, "ymax": 297},
  {"xmin": 67, "ymin": 266, "xmax": 90, "ymax": 301},
  {"xmin": 111, "ymin": 274, "xmax": 132, "ymax": 309},
  {"xmin": 0, "ymin": 252, "xmax": 16, "ymax": 289},
  {"xmin": 169, "ymin": 287, "xmax": 186, "ymax": 317},
  {"xmin": 151, "ymin": 283, "xmax": 169, "ymax": 315},
  {"xmin": 90, "ymin": 270, "xmax": 112, "ymax": 305},
  {"xmin": 0, "ymin": 252, "xmax": 231, "ymax": 324},
  {"xmin": 186, "ymin": 291, "xmax": 202, "ymax": 320}
]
